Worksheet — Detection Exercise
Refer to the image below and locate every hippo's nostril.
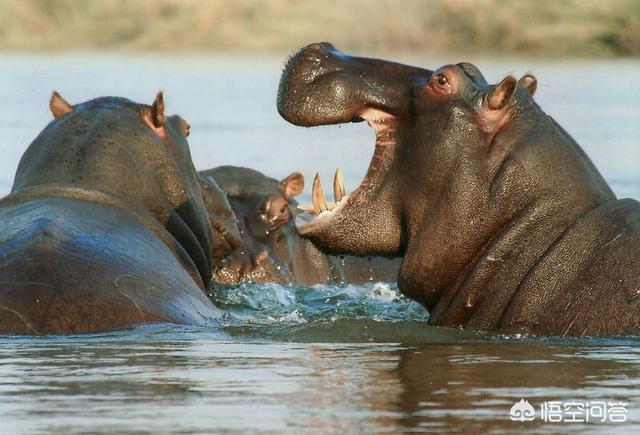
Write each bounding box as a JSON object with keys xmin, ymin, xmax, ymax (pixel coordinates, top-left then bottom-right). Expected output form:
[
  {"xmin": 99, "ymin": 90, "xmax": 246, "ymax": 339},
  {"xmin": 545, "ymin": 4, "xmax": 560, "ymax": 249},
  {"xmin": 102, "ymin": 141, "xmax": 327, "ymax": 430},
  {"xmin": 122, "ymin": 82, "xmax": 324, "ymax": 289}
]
[{"xmin": 305, "ymin": 42, "xmax": 335, "ymax": 53}]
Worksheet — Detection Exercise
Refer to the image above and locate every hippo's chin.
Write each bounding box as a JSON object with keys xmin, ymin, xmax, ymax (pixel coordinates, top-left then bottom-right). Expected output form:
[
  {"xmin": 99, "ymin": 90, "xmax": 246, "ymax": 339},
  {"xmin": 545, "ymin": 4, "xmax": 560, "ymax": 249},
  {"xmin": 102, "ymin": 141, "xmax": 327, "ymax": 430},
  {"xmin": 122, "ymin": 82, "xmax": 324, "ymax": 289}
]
[{"xmin": 295, "ymin": 109, "xmax": 399, "ymax": 238}]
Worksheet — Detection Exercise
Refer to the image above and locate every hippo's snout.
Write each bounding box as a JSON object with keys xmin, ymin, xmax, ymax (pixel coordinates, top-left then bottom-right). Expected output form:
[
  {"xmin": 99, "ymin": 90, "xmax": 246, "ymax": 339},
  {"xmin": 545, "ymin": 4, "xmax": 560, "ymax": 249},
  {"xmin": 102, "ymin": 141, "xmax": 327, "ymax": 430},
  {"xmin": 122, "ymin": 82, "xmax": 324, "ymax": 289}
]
[
  {"xmin": 305, "ymin": 42, "xmax": 336, "ymax": 52},
  {"xmin": 277, "ymin": 42, "xmax": 356, "ymax": 127},
  {"xmin": 214, "ymin": 249, "xmax": 290, "ymax": 285},
  {"xmin": 277, "ymin": 42, "xmax": 433, "ymax": 127},
  {"xmin": 283, "ymin": 42, "xmax": 339, "ymax": 76}
]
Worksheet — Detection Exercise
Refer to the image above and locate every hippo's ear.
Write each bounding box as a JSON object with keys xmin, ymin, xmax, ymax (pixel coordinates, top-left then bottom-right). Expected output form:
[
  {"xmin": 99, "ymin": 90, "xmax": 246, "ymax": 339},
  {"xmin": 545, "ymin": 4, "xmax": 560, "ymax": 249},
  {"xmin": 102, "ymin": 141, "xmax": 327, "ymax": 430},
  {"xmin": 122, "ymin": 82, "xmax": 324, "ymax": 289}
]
[
  {"xmin": 518, "ymin": 74, "xmax": 537, "ymax": 96},
  {"xmin": 50, "ymin": 91, "xmax": 73, "ymax": 118},
  {"xmin": 487, "ymin": 75, "xmax": 518, "ymax": 110},
  {"xmin": 477, "ymin": 76, "xmax": 518, "ymax": 142},
  {"xmin": 280, "ymin": 172, "xmax": 304, "ymax": 200},
  {"xmin": 151, "ymin": 91, "xmax": 165, "ymax": 128}
]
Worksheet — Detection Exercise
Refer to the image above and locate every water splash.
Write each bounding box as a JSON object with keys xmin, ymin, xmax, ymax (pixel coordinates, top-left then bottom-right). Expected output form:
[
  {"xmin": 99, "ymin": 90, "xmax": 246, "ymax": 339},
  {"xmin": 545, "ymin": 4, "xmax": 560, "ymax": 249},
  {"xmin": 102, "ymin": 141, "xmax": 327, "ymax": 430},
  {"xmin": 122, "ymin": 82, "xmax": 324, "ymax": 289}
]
[
  {"xmin": 209, "ymin": 282, "xmax": 431, "ymax": 341},
  {"xmin": 211, "ymin": 282, "xmax": 428, "ymax": 323}
]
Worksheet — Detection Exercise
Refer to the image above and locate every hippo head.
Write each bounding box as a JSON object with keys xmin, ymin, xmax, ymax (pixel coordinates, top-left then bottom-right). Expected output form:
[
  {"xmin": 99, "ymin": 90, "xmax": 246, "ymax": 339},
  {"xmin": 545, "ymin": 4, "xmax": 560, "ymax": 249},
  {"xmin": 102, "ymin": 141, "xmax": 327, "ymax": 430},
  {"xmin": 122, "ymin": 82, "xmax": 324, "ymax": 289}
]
[
  {"xmin": 203, "ymin": 166, "xmax": 306, "ymax": 284},
  {"xmin": 13, "ymin": 92, "xmax": 241, "ymax": 289},
  {"xmin": 277, "ymin": 43, "xmax": 435, "ymax": 258},
  {"xmin": 278, "ymin": 43, "xmax": 612, "ymax": 309}
]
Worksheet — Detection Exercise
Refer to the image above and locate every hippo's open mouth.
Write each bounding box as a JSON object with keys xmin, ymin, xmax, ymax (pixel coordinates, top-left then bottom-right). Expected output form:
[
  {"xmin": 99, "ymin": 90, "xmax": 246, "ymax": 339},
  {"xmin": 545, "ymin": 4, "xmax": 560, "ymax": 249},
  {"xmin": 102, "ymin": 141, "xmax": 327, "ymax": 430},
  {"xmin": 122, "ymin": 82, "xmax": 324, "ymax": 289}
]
[
  {"xmin": 295, "ymin": 108, "xmax": 399, "ymax": 235},
  {"xmin": 277, "ymin": 42, "xmax": 431, "ymax": 249}
]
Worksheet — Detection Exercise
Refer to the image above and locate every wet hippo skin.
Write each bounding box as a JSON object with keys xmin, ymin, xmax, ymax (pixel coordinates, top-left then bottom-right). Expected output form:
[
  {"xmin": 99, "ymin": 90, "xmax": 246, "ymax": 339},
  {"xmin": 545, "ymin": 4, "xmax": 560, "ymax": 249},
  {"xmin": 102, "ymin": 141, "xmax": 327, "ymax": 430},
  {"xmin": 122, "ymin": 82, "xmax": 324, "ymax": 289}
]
[
  {"xmin": 0, "ymin": 92, "xmax": 239, "ymax": 334},
  {"xmin": 277, "ymin": 42, "xmax": 640, "ymax": 336},
  {"xmin": 200, "ymin": 166, "xmax": 400, "ymax": 286}
]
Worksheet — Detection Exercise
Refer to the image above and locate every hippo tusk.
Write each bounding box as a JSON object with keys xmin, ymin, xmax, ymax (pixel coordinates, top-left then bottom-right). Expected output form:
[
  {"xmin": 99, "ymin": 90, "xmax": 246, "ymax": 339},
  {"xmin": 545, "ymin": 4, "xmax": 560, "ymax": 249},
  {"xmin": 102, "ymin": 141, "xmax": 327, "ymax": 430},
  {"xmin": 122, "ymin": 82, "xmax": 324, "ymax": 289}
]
[
  {"xmin": 333, "ymin": 168, "xmax": 346, "ymax": 203},
  {"xmin": 312, "ymin": 172, "xmax": 330, "ymax": 215}
]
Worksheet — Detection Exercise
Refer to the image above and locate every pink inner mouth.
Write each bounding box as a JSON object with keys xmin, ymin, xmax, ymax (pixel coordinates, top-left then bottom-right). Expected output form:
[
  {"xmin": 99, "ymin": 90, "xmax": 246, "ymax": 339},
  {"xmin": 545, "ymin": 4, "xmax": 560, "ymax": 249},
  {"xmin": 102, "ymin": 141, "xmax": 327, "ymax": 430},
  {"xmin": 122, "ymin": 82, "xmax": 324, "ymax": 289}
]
[{"xmin": 295, "ymin": 108, "xmax": 398, "ymax": 235}]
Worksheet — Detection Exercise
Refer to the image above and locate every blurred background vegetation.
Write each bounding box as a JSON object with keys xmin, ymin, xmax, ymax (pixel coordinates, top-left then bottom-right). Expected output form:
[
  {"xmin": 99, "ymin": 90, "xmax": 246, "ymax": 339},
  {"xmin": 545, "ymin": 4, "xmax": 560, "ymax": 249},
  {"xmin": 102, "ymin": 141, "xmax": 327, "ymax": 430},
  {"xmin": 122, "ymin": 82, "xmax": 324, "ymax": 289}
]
[{"xmin": 0, "ymin": 0, "xmax": 638, "ymax": 57}]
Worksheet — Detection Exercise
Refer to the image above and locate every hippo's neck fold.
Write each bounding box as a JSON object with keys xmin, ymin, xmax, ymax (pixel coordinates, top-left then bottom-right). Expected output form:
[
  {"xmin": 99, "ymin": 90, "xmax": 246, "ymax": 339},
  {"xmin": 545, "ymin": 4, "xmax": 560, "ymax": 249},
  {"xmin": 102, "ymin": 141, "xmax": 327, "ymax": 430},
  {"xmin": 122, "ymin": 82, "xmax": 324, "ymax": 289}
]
[{"xmin": 427, "ymin": 197, "xmax": 601, "ymax": 332}]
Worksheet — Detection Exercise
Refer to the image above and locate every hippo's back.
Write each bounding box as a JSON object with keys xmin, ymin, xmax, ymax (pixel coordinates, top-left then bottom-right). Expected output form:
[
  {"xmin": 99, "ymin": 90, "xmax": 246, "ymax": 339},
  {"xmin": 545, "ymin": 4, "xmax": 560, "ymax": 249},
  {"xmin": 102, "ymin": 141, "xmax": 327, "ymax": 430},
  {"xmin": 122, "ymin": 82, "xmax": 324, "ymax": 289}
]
[{"xmin": 0, "ymin": 195, "xmax": 220, "ymax": 334}]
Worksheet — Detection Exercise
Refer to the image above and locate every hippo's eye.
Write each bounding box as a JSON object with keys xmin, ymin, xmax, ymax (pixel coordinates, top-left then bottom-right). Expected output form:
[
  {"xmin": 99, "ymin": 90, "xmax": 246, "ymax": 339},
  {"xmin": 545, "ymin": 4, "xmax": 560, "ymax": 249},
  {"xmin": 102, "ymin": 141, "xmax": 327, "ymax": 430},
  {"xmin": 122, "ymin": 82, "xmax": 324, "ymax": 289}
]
[{"xmin": 437, "ymin": 74, "xmax": 448, "ymax": 86}]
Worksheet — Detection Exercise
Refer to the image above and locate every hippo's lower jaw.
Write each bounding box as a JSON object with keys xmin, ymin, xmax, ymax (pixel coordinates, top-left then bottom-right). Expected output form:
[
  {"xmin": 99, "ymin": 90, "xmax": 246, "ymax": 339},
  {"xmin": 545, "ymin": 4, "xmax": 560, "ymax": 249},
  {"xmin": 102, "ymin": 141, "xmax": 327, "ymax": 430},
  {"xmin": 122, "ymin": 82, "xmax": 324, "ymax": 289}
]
[
  {"xmin": 295, "ymin": 109, "xmax": 399, "ymax": 236},
  {"xmin": 295, "ymin": 192, "xmax": 350, "ymax": 235}
]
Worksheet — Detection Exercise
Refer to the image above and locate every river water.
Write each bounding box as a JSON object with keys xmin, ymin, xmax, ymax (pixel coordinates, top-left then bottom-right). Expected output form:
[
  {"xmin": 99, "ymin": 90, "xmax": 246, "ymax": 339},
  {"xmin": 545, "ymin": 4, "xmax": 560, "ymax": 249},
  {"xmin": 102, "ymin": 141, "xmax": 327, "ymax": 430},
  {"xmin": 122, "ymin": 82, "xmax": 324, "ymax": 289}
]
[{"xmin": 0, "ymin": 54, "xmax": 639, "ymax": 433}]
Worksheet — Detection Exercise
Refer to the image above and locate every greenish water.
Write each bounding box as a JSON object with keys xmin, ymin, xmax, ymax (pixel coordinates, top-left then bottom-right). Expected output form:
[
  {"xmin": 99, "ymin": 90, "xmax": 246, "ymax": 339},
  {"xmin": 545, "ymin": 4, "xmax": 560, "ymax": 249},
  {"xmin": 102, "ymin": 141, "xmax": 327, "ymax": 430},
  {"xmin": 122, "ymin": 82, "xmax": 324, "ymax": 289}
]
[{"xmin": 0, "ymin": 54, "xmax": 638, "ymax": 433}]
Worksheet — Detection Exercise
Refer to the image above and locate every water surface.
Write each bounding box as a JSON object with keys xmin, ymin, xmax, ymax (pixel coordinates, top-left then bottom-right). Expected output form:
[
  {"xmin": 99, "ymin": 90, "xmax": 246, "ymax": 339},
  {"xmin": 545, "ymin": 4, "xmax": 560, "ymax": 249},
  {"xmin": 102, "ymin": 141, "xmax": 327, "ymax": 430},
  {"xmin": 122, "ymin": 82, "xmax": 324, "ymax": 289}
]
[{"xmin": 2, "ymin": 283, "xmax": 640, "ymax": 433}]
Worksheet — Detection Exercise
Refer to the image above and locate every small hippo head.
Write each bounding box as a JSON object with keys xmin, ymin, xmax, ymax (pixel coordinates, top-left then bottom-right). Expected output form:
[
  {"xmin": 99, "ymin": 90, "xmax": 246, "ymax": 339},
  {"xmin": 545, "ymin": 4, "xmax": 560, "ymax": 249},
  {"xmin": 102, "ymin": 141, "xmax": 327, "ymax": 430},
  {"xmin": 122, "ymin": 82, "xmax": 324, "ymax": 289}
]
[
  {"xmin": 278, "ymin": 43, "xmax": 612, "ymax": 308},
  {"xmin": 13, "ymin": 92, "xmax": 241, "ymax": 289},
  {"xmin": 202, "ymin": 166, "xmax": 306, "ymax": 284}
]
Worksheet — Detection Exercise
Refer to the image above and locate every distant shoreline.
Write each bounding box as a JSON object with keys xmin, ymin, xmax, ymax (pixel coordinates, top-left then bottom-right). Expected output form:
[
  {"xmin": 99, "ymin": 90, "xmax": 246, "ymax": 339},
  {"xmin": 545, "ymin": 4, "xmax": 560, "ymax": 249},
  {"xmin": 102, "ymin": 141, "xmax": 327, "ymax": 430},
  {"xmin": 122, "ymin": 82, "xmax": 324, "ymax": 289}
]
[
  {"xmin": 1, "ymin": 49, "xmax": 639, "ymax": 62},
  {"xmin": 1, "ymin": 0, "xmax": 638, "ymax": 58}
]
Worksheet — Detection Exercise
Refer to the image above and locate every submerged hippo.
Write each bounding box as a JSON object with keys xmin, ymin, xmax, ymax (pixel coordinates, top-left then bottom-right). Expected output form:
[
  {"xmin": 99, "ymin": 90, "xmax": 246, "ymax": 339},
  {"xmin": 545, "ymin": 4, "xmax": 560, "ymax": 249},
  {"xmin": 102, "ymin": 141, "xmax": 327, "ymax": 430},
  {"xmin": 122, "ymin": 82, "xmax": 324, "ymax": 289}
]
[
  {"xmin": 200, "ymin": 166, "xmax": 399, "ymax": 285},
  {"xmin": 277, "ymin": 42, "xmax": 640, "ymax": 336},
  {"xmin": 0, "ymin": 92, "xmax": 239, "ymax": 334}
]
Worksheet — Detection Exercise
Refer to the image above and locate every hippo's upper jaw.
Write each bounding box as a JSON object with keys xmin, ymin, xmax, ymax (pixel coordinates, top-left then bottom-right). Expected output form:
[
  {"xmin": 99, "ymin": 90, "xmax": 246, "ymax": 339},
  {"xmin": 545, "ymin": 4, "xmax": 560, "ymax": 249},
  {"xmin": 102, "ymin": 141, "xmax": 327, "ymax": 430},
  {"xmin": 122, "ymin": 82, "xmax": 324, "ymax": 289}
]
[
  {"xmin": 278, "ymin": 42, "xmax": 432, "ymax": 257},
  {"xmin": 278, "ymin": 42, "xmax": 431, "ymax": 125}
]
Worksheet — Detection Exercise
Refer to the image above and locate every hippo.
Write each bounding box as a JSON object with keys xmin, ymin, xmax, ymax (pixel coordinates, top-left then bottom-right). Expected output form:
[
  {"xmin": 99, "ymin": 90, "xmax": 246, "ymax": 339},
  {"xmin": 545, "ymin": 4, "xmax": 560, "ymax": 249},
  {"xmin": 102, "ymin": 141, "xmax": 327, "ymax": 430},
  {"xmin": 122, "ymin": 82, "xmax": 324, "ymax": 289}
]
[
  {"xmin": 277, "ymin": 42, "xmax": 640, "ymax": 336},
  {"xmin": 200, "ymin": 166, "xmax": 400, "ymax": 285},
  {"xmin": 0, "ymin": 92, "xmax": 240, "ymax": 334}
]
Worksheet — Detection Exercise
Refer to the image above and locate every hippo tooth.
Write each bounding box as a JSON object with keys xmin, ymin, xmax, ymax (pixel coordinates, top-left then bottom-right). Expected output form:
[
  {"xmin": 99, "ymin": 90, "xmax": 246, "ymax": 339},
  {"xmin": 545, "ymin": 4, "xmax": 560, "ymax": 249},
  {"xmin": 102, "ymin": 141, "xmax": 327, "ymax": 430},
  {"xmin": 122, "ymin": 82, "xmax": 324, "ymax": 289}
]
[
  {"xmin": 312, "ymin": 172, "xmax": 330, "ymax": 215},
  {"xmin": 333, "ymin": 167, "xmax": 346, "ymax": 203}
]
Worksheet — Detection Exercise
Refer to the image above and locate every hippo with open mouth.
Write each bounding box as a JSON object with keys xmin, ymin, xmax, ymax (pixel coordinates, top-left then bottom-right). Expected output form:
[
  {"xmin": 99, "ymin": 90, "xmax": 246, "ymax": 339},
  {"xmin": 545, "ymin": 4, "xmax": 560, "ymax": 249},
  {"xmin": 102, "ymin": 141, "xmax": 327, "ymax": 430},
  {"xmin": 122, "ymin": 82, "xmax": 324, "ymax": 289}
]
[
  {"xmin": 0, "ymin": 92, "xmax": 240, "ymax": 334},
  {"xmin": 277, "ymin": 42, "xmax": 640, "ymax": 336}
]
